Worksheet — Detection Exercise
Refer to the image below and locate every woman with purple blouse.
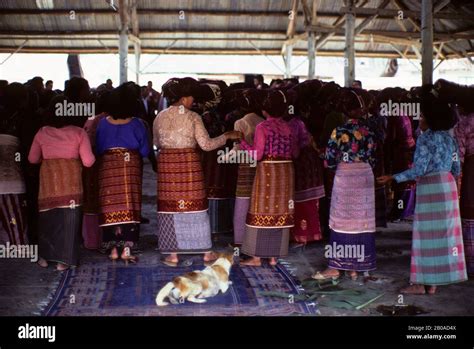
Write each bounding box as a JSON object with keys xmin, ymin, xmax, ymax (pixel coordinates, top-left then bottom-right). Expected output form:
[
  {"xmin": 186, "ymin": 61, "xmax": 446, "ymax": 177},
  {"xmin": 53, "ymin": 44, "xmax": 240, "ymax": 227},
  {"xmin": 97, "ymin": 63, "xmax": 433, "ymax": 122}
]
[{"xmin": 239, "ymin": 90, "xmax": 298, "ymax": 267}]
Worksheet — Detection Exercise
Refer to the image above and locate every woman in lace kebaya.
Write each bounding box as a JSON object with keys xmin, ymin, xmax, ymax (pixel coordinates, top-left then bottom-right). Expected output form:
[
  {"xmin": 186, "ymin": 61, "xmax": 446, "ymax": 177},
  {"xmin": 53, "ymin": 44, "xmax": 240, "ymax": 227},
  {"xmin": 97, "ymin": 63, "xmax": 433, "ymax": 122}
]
[
  {"xmin": 153, "ymin": 78, "xmax": 241, "ymax": 266},
  {"xmin": 378, "ymin": 88, "xmax": 467, "ymax": 294}
]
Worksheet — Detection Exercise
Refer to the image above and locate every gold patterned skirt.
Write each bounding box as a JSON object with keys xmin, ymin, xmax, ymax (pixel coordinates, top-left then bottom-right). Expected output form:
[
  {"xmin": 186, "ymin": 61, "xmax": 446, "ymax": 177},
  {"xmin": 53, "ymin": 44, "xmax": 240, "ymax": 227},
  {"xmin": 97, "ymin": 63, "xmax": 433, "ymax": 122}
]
[{"xmin": 242, "ymin": 159, "xmax": 294, "ymax": 258}]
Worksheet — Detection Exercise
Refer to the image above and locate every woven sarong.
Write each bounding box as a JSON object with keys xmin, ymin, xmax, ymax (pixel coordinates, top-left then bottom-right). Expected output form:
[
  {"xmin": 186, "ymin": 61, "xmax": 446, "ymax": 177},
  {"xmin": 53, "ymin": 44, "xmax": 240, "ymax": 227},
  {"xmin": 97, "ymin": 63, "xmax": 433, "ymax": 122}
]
[
  {"xmin": 246, "ymin": 159, "xmax": 295, "ymax": 228},
  {"xmin": 461, "ymin": 154, "xmax": 474, "ymax": 220},
  {"xmin": 236, "ymin": 163, "xmax": 257, "ymax": 198},
  {"xmin": 157, "ymin": 148, "xmax": 207, "ymax": 213},
  {"xmin": 290, "ymin": 199, "xmax": 322, "ymax": 243},
  {"xmin": 82, "ymin": 162, "xmax": 100, "ymax": 214},
  {"xmin": 203, "ymin": 148, "xmax": 238, "ymax": 199},
  {"xmin": 329, "ymin": 162, "xmax": 375, "ymax": 233},
  {"xmin": 38, "ymin": 158, "xmax": 83, "ymax": 211},
  {"xmin": 0, "ymin": 194, "xmax": 28, "ymax": 245},
  {"xmin": 98, "ymin": 148, "xmax": 142, "ymax": 226},
  {"xmin": 293, "ymin": 146, "xmax": 325, "ymax": 202},
  {"xmin": 461, "ymin": 154, "xmax": 474, "ymax": 276},
  {"xmin": 410, "ymin": 171, "xmax": 467, "ymax": 285},
  {"xmin": 242, "ymin": 158, "xmax": 294, "ymax": 258},
  {"xmin": 39, "ymin": 207, "xmax": 82, "ymax": 266}
]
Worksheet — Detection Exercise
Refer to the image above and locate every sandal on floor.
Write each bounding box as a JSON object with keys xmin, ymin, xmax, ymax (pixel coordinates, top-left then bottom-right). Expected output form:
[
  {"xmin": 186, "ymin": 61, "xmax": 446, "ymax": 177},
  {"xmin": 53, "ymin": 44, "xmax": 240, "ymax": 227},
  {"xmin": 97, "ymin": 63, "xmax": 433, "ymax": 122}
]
[{"xmin": 312, "ymin": 271, "xmax": 340, "ymax": 280}]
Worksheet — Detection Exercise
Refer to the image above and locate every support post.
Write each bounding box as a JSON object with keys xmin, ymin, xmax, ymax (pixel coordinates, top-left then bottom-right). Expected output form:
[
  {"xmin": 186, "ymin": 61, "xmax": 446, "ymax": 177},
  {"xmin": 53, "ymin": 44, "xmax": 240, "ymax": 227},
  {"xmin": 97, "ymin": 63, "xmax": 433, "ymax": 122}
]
[
  {"xmin": 344, "ymin": 0, "xmax": 355, "ymax": 87},
  {"xmin": 421, "ymin": 0, "xmax": 434, "ymax": 85},
  {"xmin": 285, "ymin": 45, "xmax": 293, "ymax": 78},
  {"xmin": 118, "ymin": 0, "xmax": 130, "ymax": 84},
  {"xmin": 308, "ymin": 31, "xmax": 316, "ymax": 78},
  {"xmin": 134, "ymin": 42, "xmax": 140, "ymax": 84}
]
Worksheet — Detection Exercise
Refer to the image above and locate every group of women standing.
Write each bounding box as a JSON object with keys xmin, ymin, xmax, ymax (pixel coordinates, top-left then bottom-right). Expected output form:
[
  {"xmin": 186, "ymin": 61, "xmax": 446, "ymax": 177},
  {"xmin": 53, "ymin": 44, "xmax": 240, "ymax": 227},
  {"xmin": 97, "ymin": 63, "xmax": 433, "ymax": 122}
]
[{"xmin": 0, "ymin": 75, "xmax": 472, "ymax": 297}]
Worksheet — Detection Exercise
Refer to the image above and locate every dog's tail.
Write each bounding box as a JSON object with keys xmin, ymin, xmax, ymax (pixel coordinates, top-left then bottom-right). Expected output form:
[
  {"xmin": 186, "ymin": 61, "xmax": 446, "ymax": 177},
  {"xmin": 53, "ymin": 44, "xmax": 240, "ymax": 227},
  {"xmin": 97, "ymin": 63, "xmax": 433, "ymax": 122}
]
[{"xmin": 156, "ymin": 282, "xmax": 174, "ymax": 306}]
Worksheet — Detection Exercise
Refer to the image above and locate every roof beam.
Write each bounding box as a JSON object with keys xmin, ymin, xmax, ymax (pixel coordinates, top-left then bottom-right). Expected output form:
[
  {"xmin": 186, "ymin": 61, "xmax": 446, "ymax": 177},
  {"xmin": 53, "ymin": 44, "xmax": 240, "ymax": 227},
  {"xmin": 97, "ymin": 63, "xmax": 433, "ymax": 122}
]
[
  {"xmin": 0, "ymin": 46, "xmax": 441, "ymax": 58},
  {"xmin": 339, "ymin": 5, "xmax": 471, "ymax": 20}
]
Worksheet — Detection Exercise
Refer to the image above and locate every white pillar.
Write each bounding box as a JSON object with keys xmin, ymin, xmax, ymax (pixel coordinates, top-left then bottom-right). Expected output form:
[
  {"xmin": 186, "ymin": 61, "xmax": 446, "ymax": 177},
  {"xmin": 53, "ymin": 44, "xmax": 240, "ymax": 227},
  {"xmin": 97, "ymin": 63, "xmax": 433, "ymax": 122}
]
[
  {"xmin": 308, "ymin": 32, "xmax": 316, "ymax": 78},
  {"xmin": 119, "ymin": 28, "xmax": 128, "ymax": 84},
  {"xmin": 344, "ymin": 0, "xmax": 355, "ymax": 87}
]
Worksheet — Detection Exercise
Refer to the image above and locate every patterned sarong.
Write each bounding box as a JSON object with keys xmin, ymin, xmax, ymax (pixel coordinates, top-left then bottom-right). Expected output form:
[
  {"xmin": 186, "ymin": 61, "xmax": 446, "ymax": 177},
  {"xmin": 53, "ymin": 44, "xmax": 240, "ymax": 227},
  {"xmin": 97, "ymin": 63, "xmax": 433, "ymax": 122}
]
[
  {"xmin": 410, "ymin": 171, "xmax": 467, "ymax": 285},
  {"xmin": 293, "ymin": 145, "xmax": 325, "ymax": 202},
  {"xmin": 236, "ymin": 163, "xmax": 257, "ymax": 198},
  {"xmin": 461, "ymin": 154, "xmax": 474, "ymax": 276},
  {"xmin": 246, "ymin": 159, "xmax": 295, "ymax": 228},
  {"xmin": 38, "ymin": 158, "xmax": 83, "ymax": 211},
  {"xmin": 242, "ymin": 158, "xmax": 294, "ymax": 258},
  {"xmin": 157, "ymin": 148, "xmax": 207, "ymax": 213},
  {"xmin": 329, "ymin": 162, "xmax": 375, "ymax": 233},
  {"xmin": 98, "ymin": 148, "xmax": 142, "ymax": 226}
]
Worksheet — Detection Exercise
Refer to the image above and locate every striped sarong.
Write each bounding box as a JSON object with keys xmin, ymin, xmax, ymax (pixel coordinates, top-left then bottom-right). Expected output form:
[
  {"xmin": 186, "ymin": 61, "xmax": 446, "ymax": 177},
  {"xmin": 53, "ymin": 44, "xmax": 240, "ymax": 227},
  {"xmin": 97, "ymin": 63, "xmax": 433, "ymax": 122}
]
[
  {"xmin": 98, "ymin": 148, "xmax": 142, "ymax": 226},
  {"xmin": 410, "ymin": 171, "xmax": 467, "ymax": 285}
]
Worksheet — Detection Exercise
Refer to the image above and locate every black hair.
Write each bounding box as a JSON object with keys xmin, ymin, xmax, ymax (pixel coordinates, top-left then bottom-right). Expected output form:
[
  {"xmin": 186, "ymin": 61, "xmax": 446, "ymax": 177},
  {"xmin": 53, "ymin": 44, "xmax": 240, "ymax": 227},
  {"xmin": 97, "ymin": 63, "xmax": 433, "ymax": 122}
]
[
  {"xmin": 420, "ymin": 85, "xmax": 457, "ymax": 131},
  {"xmin": 254, "ymin": 75, "xmax": 264, "ymax": 83},
  {"xmin": 43, "ymin": 95, "xmax": 80, "ymax": 128},
  {"xmin": 64, "ymin": 77, "xmax": 90, "ymax": 103},
  {"xmin": 106, "ymin": 82, "xmax": 141, "ymax": 120}
]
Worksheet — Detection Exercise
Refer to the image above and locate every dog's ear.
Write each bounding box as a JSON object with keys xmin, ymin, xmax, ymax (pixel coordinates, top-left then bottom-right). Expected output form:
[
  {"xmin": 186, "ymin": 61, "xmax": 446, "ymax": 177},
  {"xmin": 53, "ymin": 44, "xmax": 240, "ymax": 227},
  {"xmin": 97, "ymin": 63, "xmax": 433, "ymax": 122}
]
[{"xmin": 225, "ymin": 252, "xmax": 235, "ymax": 264}]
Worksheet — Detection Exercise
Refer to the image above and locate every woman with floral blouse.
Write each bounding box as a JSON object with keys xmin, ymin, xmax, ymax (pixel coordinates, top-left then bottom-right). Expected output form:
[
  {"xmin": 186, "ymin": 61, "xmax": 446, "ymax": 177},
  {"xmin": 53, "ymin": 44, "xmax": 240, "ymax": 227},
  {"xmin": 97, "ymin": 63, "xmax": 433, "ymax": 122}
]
[{"xmin": 313, "ymin": 89, "xmax": 377, "ymax": 281}]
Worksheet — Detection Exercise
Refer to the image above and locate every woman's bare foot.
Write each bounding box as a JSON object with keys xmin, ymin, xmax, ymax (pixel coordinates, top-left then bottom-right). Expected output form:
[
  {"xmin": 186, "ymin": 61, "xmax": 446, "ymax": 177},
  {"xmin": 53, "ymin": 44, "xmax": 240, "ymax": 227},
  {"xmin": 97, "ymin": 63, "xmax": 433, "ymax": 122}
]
[
  {"xmin": 121, "ymin": 247, "xmax": 138, "ymax": 264},
  {"xmin": 56, "ymin": 263, "xmax": 69, "ymax": 271},
  {"xmin": 348, "ymin": 270, "xmax": 358, "ymax": 280},
  {"xmin": 203, "ymin": 251, "xmax": 218, "ymax": 263},
  {"xmin": 426, "ymin": 285, "xmax": 437, "ymax": 295},
  {"xmin": 312, "ymin": 268, "xmax": 340, "ymax": 280},
  {"xmin": 37, "ymin": 258, "xmax": 48, "ymax": 268},
  {"xmin": 240, "ymin": 257, "xmax": 262, "ymax": 267},
  {"xmin": 269, "ymin": 257, "xmax": 278, "ymax": 266},
  {"xmin": 400, "ymin": 284, "xmax": 426, "ymax": 295},
  {"xmin": 165, "ymin": 254, "xmax": 179, "ymax": 263},
  {"xmin": 109, "ymin": 247, "xmax": 119, "ymax": 261}
]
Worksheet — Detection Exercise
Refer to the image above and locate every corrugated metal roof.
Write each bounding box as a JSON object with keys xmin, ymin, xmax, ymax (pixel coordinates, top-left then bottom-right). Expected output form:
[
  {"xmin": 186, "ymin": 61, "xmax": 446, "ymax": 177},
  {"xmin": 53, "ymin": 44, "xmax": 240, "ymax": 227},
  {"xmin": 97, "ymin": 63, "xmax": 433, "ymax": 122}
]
[{"xmin": 0, "ymin": 0, "xmax": 472, "ymax": 59}]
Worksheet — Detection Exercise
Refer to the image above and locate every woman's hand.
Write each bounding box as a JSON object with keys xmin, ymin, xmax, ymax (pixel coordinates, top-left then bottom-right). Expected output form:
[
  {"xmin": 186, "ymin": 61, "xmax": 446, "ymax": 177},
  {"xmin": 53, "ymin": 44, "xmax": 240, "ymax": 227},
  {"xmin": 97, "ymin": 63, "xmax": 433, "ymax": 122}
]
[
  {"xmin": 376, "ymin": 175, "xmax": 394, "ymax": 185},
  {"xmin": 225, "ymin": 130, "xmax": 243, "ymax": 141}
]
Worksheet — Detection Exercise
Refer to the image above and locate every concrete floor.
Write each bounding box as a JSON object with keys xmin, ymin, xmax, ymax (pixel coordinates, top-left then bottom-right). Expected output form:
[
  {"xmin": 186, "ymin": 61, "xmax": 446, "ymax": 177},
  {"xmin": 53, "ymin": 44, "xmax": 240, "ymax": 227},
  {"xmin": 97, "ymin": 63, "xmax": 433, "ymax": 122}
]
[{"xmin": 1, "ymin": 160, "xmax": 473, "ymax": 316}]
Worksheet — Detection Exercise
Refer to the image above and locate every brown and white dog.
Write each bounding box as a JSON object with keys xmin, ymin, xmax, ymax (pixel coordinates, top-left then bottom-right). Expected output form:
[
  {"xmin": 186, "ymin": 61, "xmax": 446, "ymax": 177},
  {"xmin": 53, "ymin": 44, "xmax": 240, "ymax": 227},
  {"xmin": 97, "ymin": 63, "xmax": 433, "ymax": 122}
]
[{"xmin": 155, "ymin": 253, "xmax": 234, "ymax": 306}]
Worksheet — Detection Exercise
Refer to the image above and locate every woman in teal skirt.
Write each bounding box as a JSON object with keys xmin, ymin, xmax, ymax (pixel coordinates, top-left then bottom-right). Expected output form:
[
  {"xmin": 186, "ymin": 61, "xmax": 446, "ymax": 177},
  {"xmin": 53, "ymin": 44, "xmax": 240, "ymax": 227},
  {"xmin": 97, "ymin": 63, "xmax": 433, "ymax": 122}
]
[{"xmin": 378, "ymin": 88, "xmax": 468, "ymax": 295}]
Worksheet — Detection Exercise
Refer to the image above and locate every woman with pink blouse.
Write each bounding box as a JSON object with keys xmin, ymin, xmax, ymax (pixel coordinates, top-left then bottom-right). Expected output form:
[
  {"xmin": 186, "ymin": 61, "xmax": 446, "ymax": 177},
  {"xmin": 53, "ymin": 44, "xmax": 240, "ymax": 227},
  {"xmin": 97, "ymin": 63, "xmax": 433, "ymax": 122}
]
[{"xmin": 29, "ymin": 95, "xmax": 95, "ymax": 271}]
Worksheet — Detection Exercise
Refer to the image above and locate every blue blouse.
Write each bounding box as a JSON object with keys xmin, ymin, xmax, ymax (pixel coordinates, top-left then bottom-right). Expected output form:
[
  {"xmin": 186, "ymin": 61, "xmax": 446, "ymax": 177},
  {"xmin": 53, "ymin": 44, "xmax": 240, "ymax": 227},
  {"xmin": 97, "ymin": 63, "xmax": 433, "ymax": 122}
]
[
  {"xmin": 96, "ymin": 117, "xmax": 149, "ymax": 157},
  {"xmin": 393, "ymin": 129, "xmax": 460, "ymax": 183}
]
